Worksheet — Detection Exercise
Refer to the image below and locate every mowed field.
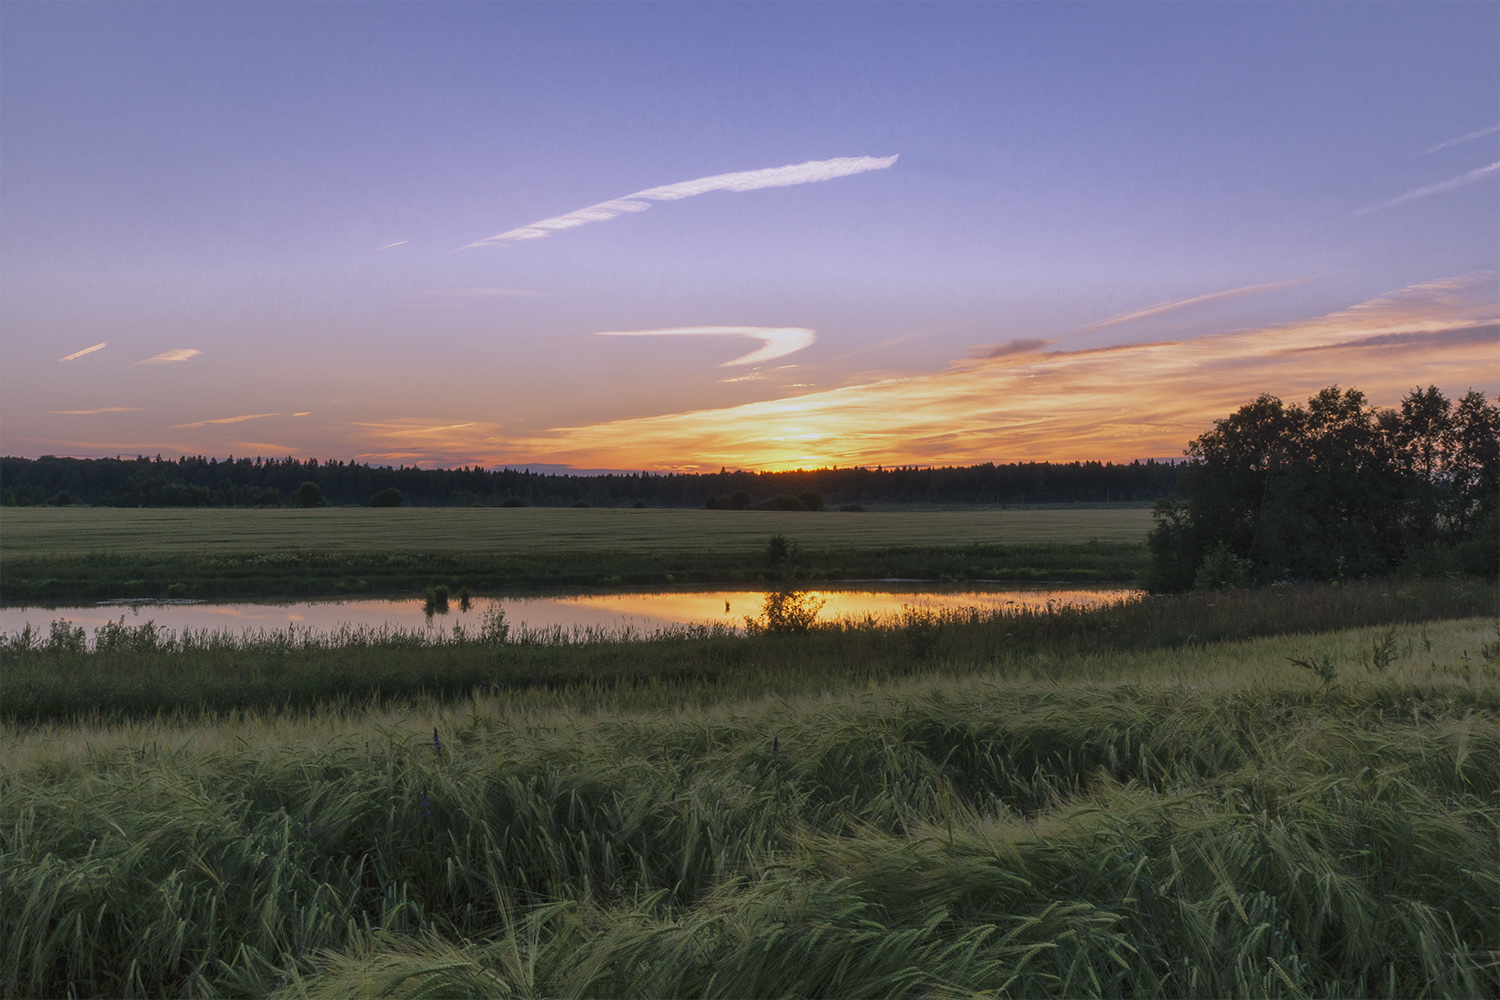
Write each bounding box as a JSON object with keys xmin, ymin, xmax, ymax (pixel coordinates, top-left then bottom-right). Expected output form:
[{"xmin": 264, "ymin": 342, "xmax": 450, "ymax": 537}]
[{"xmin": 0, "ymin": 506, "xmax": 1154, "ymax": 558}]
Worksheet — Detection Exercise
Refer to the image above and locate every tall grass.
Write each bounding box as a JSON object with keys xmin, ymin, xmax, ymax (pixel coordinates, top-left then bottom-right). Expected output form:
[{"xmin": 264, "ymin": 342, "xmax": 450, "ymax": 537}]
[
  {"xmin": 3, "ymin": 577, "xmax": 1491, "ymax": 722},
  {"xmin": 2, "ymin": 599, "xmax": 1497, "ymax": 997}
]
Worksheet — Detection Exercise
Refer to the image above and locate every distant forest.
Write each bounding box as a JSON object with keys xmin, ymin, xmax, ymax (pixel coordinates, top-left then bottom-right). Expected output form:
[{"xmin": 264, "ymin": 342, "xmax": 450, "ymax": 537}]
[{"xmin": 0, "ymin": 455, "xmax": 1178, "ymax": 509}]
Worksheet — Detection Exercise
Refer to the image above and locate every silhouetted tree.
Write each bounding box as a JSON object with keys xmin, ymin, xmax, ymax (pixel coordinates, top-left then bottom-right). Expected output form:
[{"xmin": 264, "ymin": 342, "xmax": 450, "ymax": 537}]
[
  {"xmin": 370, "ymin": 487, "xmax": 404, "ymax": 507},
  {"xmin": 294, "ymin": 481, "xmax": 326, "ymax": 508},
  {"xmin": 1147, "ymin": 385, "xmax": 1499, "ymax": 590}
]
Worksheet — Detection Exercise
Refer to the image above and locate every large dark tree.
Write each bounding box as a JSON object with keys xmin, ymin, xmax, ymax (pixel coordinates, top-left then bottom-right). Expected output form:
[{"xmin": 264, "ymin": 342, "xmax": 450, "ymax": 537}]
[{"xmin": 1147, "ymin": 386, "xmax": 1499, "ymax": 591}]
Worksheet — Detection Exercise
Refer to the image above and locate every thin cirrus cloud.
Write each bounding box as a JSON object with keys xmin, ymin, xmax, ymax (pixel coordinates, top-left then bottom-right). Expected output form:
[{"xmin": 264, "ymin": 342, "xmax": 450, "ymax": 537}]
[
  {"xmin": 593, "ymin": 326, "xmax": 817, "ymax": 367},
  {"xmin": 136, "ymin": 348, "xmax": 202, "ymax": 365},
  {"xmin": 975, "ymin": 338, "xmax": 1054, "ymax": 360},
  {"xmin": 58, "ymin": 342, "xmax": 107, "ymax": 362},
  {"xmin": 170, "ymin": 413, "xmax": 279, "ymax": 428},
  {"xmin": 1424, "ymin": 124, "xmax": 1499, "ymax": 154},
  {"xmin": 1074, "ymin": 278, "xmax": 1315, "ymax": 335},
  {"xmin": 1355, "ymin": 160, "xmax": 1500, "ymax": 215},
  {"xmin": 49, "ymin": 407, "xmax": 143, "ymax": 415},
  {"xmin": 459, "ymin": 155, "xmax": 899, "ymax": 249}
]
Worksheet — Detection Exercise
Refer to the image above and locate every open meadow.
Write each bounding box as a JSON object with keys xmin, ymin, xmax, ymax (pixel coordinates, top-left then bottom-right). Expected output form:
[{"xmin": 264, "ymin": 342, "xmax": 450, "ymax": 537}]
[
  {"xmin": 0, "ymin": 507, "xmax": 1154, "ymax": 601},
  {"xmin": 3, "ymin": 579, "xmax": 1497, "ymax": 998},
  {"xmin": 0, "ymin": 506, "xmax": 1155, "ymax": 557}
]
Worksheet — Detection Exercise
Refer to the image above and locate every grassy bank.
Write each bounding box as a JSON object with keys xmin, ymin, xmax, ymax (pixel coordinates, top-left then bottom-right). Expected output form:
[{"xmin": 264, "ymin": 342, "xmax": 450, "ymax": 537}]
[
  {"xmin": 3, "ymin": 600, "xmax": 1497, "ymax": 998},
  {"xmin": 1, "ymin": 541, "xmax": 1148, "ymax": 602},
  {"xmin": 4, "ymin": 578, "xmax": 1492, "ymax": 722}
]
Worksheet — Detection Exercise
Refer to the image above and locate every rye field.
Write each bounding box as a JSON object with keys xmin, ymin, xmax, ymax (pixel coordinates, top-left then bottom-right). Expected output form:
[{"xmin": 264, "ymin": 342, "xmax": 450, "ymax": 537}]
[
  {"xmin": 0, "ymin": 507, "xmax": 1154, "ymax": 601},
  {"xmin": 0, "ymin": 506, "xmax": 1155, "ymax": 558},
  {"xmin": 3, "ymin": 579, "xmax": 1497, "ymax": 999}
]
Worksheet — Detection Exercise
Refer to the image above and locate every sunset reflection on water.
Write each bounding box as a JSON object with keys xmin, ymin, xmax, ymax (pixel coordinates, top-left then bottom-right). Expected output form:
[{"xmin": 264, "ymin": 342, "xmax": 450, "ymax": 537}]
[{"xmin": 2, "ymin": 585, "xmax": 1139, "ymax": 640}]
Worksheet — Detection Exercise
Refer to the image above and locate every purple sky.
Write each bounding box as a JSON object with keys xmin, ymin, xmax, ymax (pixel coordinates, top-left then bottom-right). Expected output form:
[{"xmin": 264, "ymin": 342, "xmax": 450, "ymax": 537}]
[{"xmin": 3, "ymin": 2, "xmax": 1496, "ymax": 470}]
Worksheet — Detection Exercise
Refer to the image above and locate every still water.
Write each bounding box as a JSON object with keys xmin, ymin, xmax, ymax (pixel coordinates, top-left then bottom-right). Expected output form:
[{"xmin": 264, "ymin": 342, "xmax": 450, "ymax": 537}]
[{"xmin": 2, "ymin": 584, "xmax": 1139, "ymax": 641}]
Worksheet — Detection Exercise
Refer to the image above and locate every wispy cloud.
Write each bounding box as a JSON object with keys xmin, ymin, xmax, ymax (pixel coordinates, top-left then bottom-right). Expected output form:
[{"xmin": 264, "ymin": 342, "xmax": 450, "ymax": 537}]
[
  {"xmin": 593, "ymin": 326, "xmax": 816, "ymax": 367},
  {"xmin": 291, "ymin": 411, "xmax": 311, "ymax": 417},
  {"xmin": 1356, "ymin": 161, "xmax": 1500, "ymax": 215},
  {"xmin": 170, "ymin": 413, "xmax": 278, "ymax": 428},
  {"xmin": 49, "ymin": 406, "xmax": 143, "ymax": 415},
  {"xmin": 373, "ymin": 240, "xmax": 408, "ymax": 251},
  {"xmin": 1424, "ymin": 125, "xmax": 1499, "ymax": 154},
  {"xmin": 58, "ymin": 342, "xmax": 107, "ymax": 362},
  {"xmin": 136, "ymin": 348, "xmax": 201, "ymax": 365},
  {"xmin": 455, "ymin": 273, "xmax": 1496, "ymax": 471},
  {"xmin": 974, "ymin": 338, "xmax": 1053, "ymax": 359},
  {"xmin": 1075, "ymin": 278, "xmax": 1314, "ymax": 334},
  {"xmin": 460, "ymin": 155, "xmax": 898, "ymax": 249}
]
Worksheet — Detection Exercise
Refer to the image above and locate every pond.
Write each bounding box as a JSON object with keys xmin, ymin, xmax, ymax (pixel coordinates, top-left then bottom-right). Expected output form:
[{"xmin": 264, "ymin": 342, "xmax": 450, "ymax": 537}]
[{"xmin": 2, "ymin": 584, "xmax": 1139, "ymax": 644}]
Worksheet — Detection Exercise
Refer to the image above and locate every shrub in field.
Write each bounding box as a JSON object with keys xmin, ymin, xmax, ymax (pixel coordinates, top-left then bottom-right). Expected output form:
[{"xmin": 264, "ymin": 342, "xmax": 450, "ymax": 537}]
[
  {"xmin": 798, "ymin": 490, "xmax": 826, "ymax": 511},
  {"xmin": 370, "ymin": 487, "xmax": 404, "ymax": 507},
  {"xmin": 499, "ymin": 496, "xmax": 526, "ymax": 507},
  {"xmin": 764, "ymin": 532, "xmax": 800, "ymax": 567},
  {"xmin": 295, "ymin": 480, "xmax": 327, "ymax": 508},
  {"xmin": 1192, "ymin": 541, "xmax": 1252, "ymax": 590},
  {"xmin": 755, "ymin": 493, "xmax": 809, "ymax": 511}
]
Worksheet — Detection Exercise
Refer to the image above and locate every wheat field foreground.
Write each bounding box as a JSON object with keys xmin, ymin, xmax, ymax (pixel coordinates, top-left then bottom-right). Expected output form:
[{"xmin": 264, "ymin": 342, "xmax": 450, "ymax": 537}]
[{"xmin": 0, "ymin": 506, "xmax": 1154, "ymax": 558}]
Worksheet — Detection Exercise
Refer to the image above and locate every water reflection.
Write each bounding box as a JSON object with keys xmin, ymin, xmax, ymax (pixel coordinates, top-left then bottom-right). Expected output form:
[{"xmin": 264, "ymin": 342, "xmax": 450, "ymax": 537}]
[{"xmin": 2, "ymin": 584, "xmax": 1139, "ymax": 641}]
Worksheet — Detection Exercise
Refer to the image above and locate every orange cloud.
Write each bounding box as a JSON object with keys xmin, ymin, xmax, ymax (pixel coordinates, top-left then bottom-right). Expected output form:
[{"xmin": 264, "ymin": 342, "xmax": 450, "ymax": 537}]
[
  {"xmin": 170, "ymin": 412, "xmax": 279, "ymax": 428},
  {"xmin": 342, "ymin": 274, "xmax": 1498, "ymax": 471}
]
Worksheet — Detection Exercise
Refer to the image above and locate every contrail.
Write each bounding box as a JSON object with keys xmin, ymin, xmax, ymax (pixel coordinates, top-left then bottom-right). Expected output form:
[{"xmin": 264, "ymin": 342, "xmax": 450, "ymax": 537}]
[
  {"xmin": 1075, "ymin": 278, "xmax": 1314, "ymax": 334},
  {"xmin": 58, "ymin": 342, "xmax": 107, "ymax": 362},
  {"xmin": 461, "ymin": 155, "xmax": 898, "ymax": 250},
  {"xmin": 1356, "ymin": 161, "xmax": 1500, "ymax": 215},
  {"xmin": 1425, "ymin": 125, "xmax": 1499, "ymax": 154}
]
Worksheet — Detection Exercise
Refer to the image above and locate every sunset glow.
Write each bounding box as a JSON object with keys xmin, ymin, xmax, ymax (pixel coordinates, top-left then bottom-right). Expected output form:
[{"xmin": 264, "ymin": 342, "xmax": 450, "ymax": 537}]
[{"xmin": 2, "ymin": 4, "xmax": 1495, "ymax": 469}]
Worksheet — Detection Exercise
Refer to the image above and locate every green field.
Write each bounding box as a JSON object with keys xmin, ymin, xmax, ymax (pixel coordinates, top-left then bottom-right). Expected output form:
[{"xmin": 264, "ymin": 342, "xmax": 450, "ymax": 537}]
[
  {"xmin": 0, "ymin": 506, "xmax": 1154, "ymax": 557},
  {"xmin": 3, "ymin": 580, "xmax": 1497, "ymax": 998},
  {"xmin": 0, "ymin": 507, "xmax": 1155, "ymax": 601}
]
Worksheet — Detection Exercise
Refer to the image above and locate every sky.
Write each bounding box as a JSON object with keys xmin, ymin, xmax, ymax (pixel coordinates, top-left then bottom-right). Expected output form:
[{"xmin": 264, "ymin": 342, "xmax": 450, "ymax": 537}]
[{"xmin": 2, "ymin": 2, "xmax": 1497, "ymax": 472}]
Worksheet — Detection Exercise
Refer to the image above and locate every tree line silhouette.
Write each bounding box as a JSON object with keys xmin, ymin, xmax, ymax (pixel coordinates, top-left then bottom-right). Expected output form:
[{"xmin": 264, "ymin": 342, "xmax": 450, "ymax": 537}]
[{"xmin": 1, "ymin": 454, "xmax": 1178, "ymax": 509}]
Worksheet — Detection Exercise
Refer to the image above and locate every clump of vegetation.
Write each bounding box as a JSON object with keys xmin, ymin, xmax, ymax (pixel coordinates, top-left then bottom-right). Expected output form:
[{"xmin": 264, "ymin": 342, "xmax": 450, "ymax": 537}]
[
  {"xmin": 422, "ymin": 584, "xmax": 449, "ymax": 614},
  {"xmin": 294, "ymin": 480, "xmax": 327, "ymax": 508},
  {"xmin": 764, "ymin": 532, "xmax": 800, "ymax": 567},
  {"xmin": 1148, "ymin": 385, "xmax": 1499, "ymax": 590},
  {"xmin": 755, "ymin": 493, "xmax": 810, "ymax": 511},
  {"xmin": 744, "ymin": 588, "xmax": 826, "ymax": 633},
  {"xmin": 370, "ymin": 487, "xmax": 404, "ymax": 507},
  {"xmin": 499, "ymin": 496, "xmax": 526, "ymax": 507}
]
